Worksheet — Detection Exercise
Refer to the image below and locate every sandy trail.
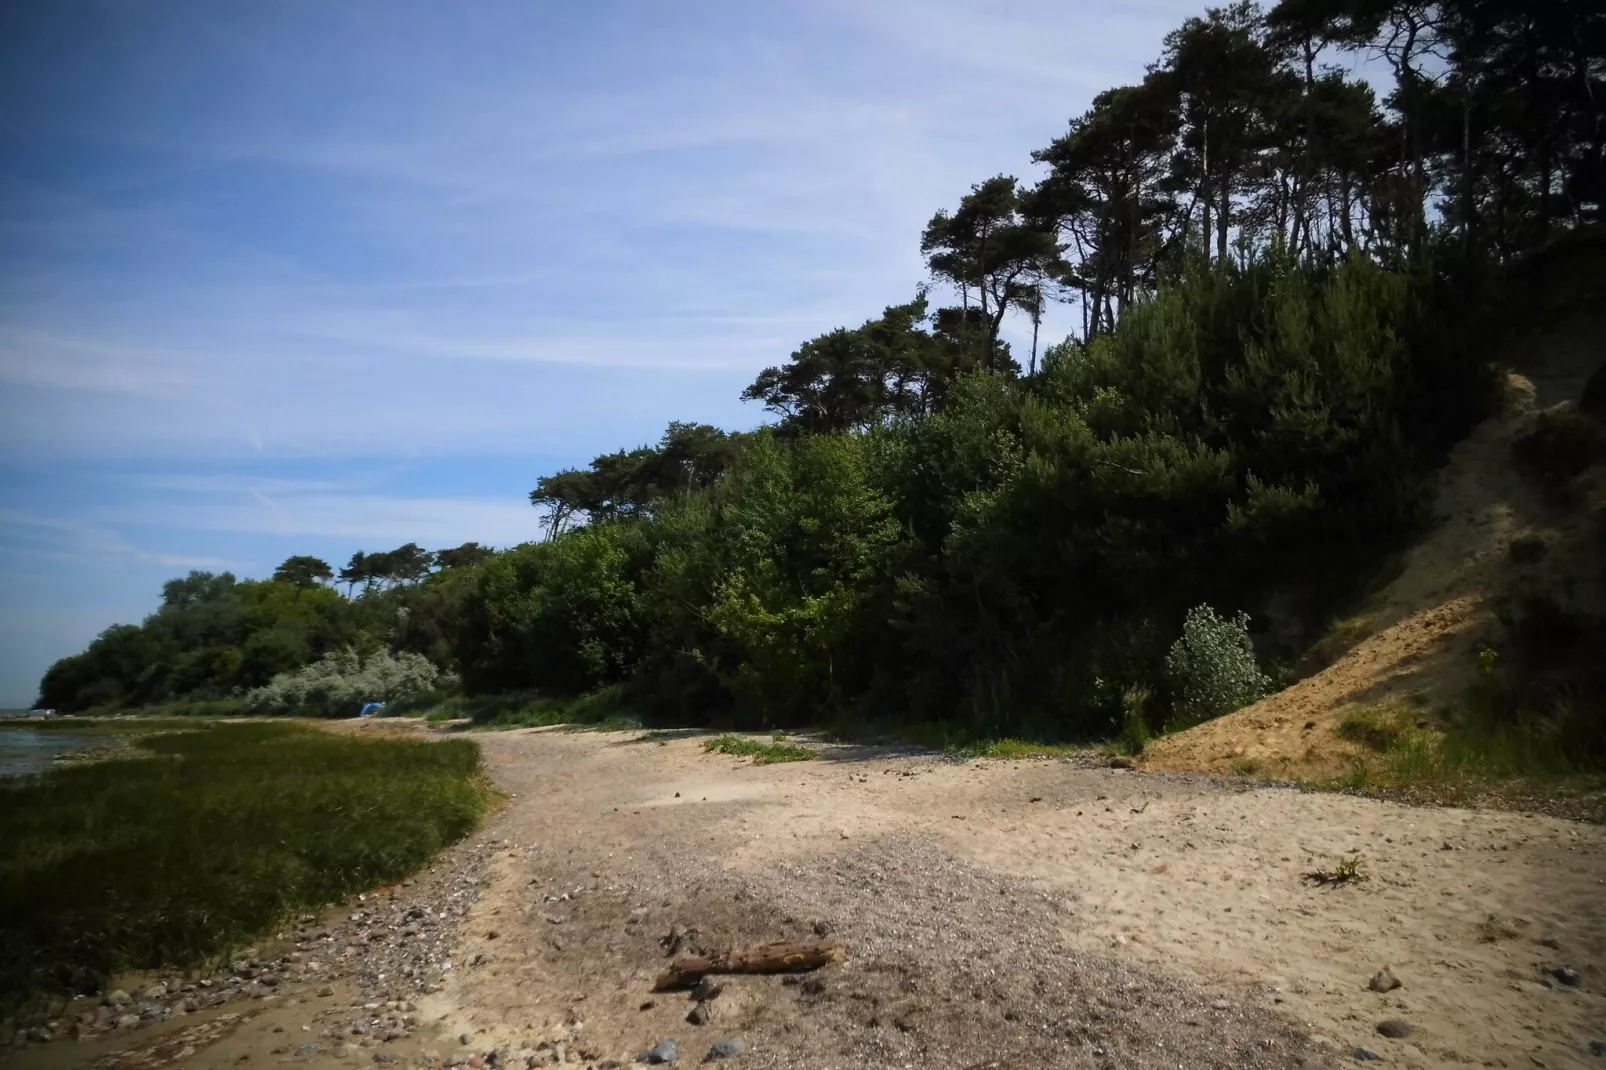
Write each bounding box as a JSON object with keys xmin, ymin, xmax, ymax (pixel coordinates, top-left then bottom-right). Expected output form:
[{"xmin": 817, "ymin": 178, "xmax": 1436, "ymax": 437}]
[{"xmin": 14, "ymin": 724, "xmax": 1604, "ymax": 1069}]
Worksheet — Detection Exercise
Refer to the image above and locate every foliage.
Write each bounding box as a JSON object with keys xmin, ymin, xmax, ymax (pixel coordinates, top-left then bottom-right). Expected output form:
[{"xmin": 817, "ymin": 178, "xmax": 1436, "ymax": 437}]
[
  {"xmin": 529, "ymin": 422, "xmax": 740, "ymax": 537},
  {"xmin": 399, "ymin": 686, "xmax": 638, "ymax": 730},
  {"xmin": 455, "ymin": 524, "xmax": 650, "ymax": 695},
  {"xmin": 245, "ymin": 648, "xmax": 453, "ymax": 717},
  {"xmin": 1165, "ymin": 604, "xmax": 1273, "ymax": 727},
  {"xmin": 40, "ymin": 253, "xmax": 1498, "ymax": 744},
  {"xmin": 272, "ymin": 555, "xmax": 333, "ymax": 589},
  {"xmin": 0, "ymin": 722, "xmax": 492, "ymax": 1015}
]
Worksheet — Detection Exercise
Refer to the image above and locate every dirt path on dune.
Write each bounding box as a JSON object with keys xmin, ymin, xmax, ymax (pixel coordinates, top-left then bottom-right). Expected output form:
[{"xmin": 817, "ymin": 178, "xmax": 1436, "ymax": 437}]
[{"xmin": 13, "ymin": 724, "xmax": 1604, "ymax": 1070}]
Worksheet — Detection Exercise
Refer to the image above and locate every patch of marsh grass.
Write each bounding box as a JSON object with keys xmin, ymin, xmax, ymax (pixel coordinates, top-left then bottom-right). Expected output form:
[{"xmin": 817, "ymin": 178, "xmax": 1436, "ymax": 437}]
[{"xmin": 0, "ymin": 722, "xmax": 493, "ymax": 1018}]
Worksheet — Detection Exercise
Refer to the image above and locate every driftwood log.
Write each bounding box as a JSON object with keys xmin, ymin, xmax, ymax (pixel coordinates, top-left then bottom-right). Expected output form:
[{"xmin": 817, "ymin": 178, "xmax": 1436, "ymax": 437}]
[{"xmin": 653, "ymin": 940, "xmax": 844, "ymax": 991}]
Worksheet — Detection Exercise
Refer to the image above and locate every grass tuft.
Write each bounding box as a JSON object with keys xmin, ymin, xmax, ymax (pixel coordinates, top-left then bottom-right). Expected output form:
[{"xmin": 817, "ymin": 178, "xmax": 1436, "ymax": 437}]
[
  {"xmin": 1335, "ymin": 707, "xmax": 1410, "ymax": 752},
  {"xmin": 950, "ymin": 738, "xmax": 1097, "ymax": 760},
  {"xmin": 1304, "ymin": 854, "xmax": 1366, "ymax": 886},
  {"xmin": 703, "ymin": 734, "xmax": 818, "ymax": 764},
  {"xmin": 0, "ymin": 722, "xmax": 493, "ymax": 1017}
]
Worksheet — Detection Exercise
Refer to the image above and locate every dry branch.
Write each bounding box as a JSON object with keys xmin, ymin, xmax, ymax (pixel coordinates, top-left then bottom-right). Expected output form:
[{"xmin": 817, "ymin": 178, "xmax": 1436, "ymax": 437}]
[{"xmin": 653, "ymin": 940, "xmax": 844, "ymax": 991}]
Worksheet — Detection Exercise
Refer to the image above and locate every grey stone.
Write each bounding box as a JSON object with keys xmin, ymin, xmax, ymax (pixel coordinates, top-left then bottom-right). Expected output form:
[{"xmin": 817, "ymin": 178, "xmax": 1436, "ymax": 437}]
[
  {"xmin": 689, "ymin": 978, "xmax": 724, "ymax": 1003},
  {"xmin": 687, "ymin": 1002, "xmax": 712, "ymax": 1026},
  {"xmin": 1552, "ymin": 967, "xmax": 1581, "ymax": 987},
  {"xmin": 1376, "ymin": 1020, "xmax": 1413, "ymax": 1039},
  {"xmin": 647, "ymin": 1038, "xmax": 679, "ymax": 1063},
  {"xmin": 1588, "ymin": 1040, "xmax": 1605, "ymax": 1056},
  {"xmin": 1353, "ymin": 1047, "xmax": 1381, "ymax": 1061},
  {"xmin": 115, "ymin": 1014, "xmax": 140, "ymax": 1030},
  {"xmin": 105, "ymin": 989, "xmax": 131, "ymax": 1006},
  {"xmin": 707, "ymin": 1038, "xmax": 746, "ymax": 1061},
  {"xmin": 1368, "ymin": 968, "xmax": 1401, "ymax": 993}
]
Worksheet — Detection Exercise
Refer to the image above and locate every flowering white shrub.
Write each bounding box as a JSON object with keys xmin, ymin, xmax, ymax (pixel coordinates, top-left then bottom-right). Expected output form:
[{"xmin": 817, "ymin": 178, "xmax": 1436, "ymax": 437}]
[
  {"xmin": 247, "ymin": 648, "xmax": 455, "ymax": 715},
  {"xmin": 1164, "ymin": 604, "xmax": 1271, "ymax": 726}
]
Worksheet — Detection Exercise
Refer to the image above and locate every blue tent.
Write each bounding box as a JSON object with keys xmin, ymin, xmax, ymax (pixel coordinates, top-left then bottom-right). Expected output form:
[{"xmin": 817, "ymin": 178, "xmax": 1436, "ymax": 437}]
[{"xmin": 359, "ymin": 702, "xmax": 386, "ymax": 718}]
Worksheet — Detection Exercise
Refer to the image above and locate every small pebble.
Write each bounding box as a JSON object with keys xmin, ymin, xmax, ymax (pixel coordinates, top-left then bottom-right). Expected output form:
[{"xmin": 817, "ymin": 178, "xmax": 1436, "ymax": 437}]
[
  {"xmin": 1376, "ymin": 1020, "xmax": 1413, "ymax": 1039},
  {"xmin": 648, "ymin": 1038, "xmax": 679, "ymax": 1063},
  {"xmin": 1552, "ymin": 967, "xmax": 1581, "ymax": 987},
  {"xmin": 1354, "ymin": 1048, "xmax": 1382, "ymax": 1062}
]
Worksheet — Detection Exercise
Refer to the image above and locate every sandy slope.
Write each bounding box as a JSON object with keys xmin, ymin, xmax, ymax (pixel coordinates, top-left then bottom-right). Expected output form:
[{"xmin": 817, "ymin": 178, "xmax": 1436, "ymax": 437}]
[
  {"xmin": 1145, "ymin": 337, "xmax": 1605, "ymax": 782},
  {"xmin": 19, "ymin": 724, "xmax": 1602, "ymax": 1069}
]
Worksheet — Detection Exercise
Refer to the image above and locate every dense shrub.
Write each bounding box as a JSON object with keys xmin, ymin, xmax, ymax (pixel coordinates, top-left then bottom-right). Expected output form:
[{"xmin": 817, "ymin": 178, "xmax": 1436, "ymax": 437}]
[
  {"xmin": 455, "ymin": 523, "xmax": 651, "ymax": 695},
  {"xmin": 246, "ymin": 648, "xmax": 452, "ymax": 717},
  {"xmin": 1164, "ymin": 604, "xmax": 1272, "ymax": 727}
]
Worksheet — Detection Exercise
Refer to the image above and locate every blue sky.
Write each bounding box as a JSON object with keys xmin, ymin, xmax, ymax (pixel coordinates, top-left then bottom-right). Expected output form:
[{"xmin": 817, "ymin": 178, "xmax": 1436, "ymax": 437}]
[{"xmin": 0, "ymin": 0, "xmax": 1207, "ymax": 706}]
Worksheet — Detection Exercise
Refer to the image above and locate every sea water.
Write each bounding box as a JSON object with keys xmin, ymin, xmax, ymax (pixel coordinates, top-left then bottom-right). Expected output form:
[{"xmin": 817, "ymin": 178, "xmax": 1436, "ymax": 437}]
[{"xmin": 0, "ymin": 727, "xmax": 92, "ymax": 778}]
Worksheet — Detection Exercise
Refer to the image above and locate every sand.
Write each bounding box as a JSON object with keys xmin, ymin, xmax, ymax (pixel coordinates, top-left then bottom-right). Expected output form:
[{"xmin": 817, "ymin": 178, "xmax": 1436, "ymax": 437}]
[{"xmin": 19, "ymin": 722, "xmax": 1602, "ymax": 1069}]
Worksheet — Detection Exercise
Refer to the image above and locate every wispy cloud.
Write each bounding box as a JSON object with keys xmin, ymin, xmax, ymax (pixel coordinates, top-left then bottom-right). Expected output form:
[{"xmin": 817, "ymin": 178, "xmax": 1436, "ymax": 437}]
[
  {"xmin": 0, "ymin": 509, "xmax": 229, "ymax": 570},
  {"xmin": 107, "ymin": 494, "xmax": 542, "ymax": 549}
]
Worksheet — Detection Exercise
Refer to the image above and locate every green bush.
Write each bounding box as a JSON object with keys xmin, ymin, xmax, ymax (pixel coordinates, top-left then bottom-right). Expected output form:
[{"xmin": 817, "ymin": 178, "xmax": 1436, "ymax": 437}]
[
  {"xmin": 246, "ymin": 648, "xmax": 452, "ymax": 717},
  {"xmin": 1164, "ymin": 604, "xmax": 1272, "ymax": 727},
  {"xmin": 1511, "ymin": 410, "xmax": 1606, "ymax": 502}
]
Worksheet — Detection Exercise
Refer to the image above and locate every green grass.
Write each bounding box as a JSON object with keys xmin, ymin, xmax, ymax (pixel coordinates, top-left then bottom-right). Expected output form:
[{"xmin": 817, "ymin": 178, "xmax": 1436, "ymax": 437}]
[
  {"xmin": 945, "ymin": 737, "xmax": 1100, "ymax": 760},
  {"xmin": 0, "ymin": 722, "xmax": 494, "ymax": 1018},
  {"xmin": 1308, "ymin": 708, "xmax": 1606, "ymax": 822},
  {"xmin": 1335, "ymin": 707, "xmax": 1410, "ymax": 752},
  {"xmin": 399, "ymin": 686, "xmax": 640, "ymax": 730},
  {"xmin": 703, "ymin": 733, "xmax": 818, "ymax": 764},
  {"xmin": 842, "ymin": 720, "xmax": 1108, "ymax": 760}
]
